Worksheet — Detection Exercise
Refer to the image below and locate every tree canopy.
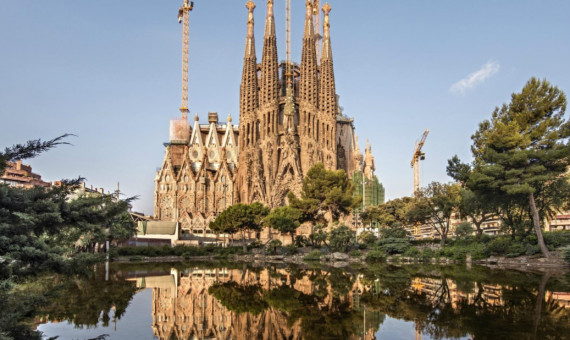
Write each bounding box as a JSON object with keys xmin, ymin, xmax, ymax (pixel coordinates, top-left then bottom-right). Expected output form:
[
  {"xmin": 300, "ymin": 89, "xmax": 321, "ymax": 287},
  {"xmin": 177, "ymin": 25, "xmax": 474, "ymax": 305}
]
[
  {"xmin": 288, "ymin": 163, "xmax": 358, "ymax": 225},
  {"xmin": 448, "ymin": 78, "xmax": 570, "ymax": 257}
]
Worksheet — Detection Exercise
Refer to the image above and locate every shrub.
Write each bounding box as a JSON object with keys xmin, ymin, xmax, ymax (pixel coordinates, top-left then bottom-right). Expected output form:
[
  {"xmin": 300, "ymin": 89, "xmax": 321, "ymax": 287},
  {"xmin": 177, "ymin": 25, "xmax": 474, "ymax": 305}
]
[
  {"xmin": 403, "ymin": 247, "xmax": 420, "ymax": 258},
  {"xmin": 563, "ymin": 247, "xmax": 570, "ymax": 263},
  {"xmin": 543, "ymin": 231, "xmax": 570, "ymax": 248},
  {"xmin": 266, "ymin": 240, "xmax": 282, "ymax": 255},
  {"xmin": 129, "ymin": 256, "xmax": 143, "ymax": 262},
  {"xmin": 487, "ymin": 237, "xmax": 511, "ymax": 255},
  {"xmin": 294, "ymin": 236, "xmax": 307, "ymax": 247},
  {"xmin": 377, "ymin": 237, "xmax": 410, "ymax": 255},
  {"xmin": 284, "ymin": 244, "xmax": 297, "ymax": 255},
  {"xmin": 303, "ymin": 250, "xmax": 323, "ymax": 261},
  {"xmin": 506, "ymin": 243, "xmax": 526, "ymax": 258},
  {"xmin": 349, "ymin": 250, "xmax": 362, "ymax": 258},
  {"xmin": 328, "ymin": 225, "xmax": 356, "ymax": 252},
  {"xmin": 455, "ymin": 222, "xmax": 474, "ymax": 238},
  {"xmin": 359, "ymin": 231, "xmax": 377, "ymax": 245},
  {"xmin": 420, "ymin": 248, "xmax": 436, "ymax": 261},
  {"xmin": 365, "ymin": 250, "xmax": 387, "ymax": 263}
]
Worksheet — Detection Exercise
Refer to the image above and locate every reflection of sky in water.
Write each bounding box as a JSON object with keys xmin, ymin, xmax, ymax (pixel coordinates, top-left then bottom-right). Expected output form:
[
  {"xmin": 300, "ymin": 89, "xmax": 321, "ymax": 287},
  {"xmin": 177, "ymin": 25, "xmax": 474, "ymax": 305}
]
[
  {"xmin": 38, "ymin": 289, "xmax": 153, "ymax": 340},
  {"xmin": 377, "ymin": 317, "xmax": 471, "ymax": 340}
]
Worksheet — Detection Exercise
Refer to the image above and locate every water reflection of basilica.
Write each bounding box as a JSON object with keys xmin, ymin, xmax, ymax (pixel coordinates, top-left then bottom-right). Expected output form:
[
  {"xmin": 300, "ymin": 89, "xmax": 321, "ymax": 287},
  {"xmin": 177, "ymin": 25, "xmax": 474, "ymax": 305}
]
[
  {"xmin": 124, "ymin": 267, "xmax": 570, "ymax": 340},
  {"xmin": 128, "ymin": 267, "xmax": 377, "ymax": 340}
]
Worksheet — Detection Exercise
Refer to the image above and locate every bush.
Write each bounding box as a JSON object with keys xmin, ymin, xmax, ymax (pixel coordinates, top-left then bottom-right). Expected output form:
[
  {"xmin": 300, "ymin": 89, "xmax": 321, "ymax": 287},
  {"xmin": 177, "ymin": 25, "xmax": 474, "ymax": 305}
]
[
  {"xmin": 365, "ymin": 250, "xmax": 387, "ymax": 263},
  {"xmin": 294, "ymin": 236, "xmax": 307, "ymax": 247},
  {"xmin": 563, "ymin": 247, "xmax": 570, "ymax": 263},
  {"xmin": 266, "ymin": 240, "xmax": 282, "ymax": 255},
  {"xmin": 403, "ymin": 247, "xmax": 420, "ymax": 258},
  {"xmin": 487, "ymin": 237, "xmax": 511, "ymax": 255},
  {"xmin": 284, "ymin": 244, "xmax": 297, "ymax": 255},
  {"xmin": 455, "ymin": 222, "xmax": 474, "ymax": 238},
  {"xmin": 377, "ymin": 237, "xmax": 410, "ymax": 255},
  {"xmin": 328, "ymin": 225, "xmax": 356, "ymax": 252},
  {"xmin": 349, "ymin": 250, "xmax": 362, "ymax": 258},
  {"xmin": 543, "ymin": 231, "xmax": 570, "ymax": 248},
  {"xmin": 420, "ymin": 248, "xmax": 436, "ymax": 261},
  {"xmin": 303, "ymin": 250, "xmax": 322, "ymax": 261},
  {"xmin": 359, "ymin": 231, "xmax": 377, "ymax": 245}
]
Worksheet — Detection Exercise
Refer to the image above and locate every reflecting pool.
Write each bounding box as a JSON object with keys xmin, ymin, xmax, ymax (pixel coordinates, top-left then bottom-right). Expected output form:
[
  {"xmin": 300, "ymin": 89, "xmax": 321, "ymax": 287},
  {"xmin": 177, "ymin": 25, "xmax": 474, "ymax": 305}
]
[{"xmin": 34, "ymin": 262, "xmax": 570, "ymax": 339}]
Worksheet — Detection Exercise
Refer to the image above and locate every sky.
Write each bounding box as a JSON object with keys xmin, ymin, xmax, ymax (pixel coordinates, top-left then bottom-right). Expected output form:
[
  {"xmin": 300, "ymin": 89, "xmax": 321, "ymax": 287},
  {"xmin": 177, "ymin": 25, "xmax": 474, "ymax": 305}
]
[{"xmin": 1, "ymin": 1, "xmax": 569, "ymax": 215}]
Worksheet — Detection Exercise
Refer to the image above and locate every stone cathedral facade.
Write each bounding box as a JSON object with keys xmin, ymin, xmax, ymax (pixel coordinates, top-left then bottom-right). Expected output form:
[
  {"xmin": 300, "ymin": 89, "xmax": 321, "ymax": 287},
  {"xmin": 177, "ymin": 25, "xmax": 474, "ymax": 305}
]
[{"xmin": 154, "ymin": 1, "xmax": 376, "ymax": 240}]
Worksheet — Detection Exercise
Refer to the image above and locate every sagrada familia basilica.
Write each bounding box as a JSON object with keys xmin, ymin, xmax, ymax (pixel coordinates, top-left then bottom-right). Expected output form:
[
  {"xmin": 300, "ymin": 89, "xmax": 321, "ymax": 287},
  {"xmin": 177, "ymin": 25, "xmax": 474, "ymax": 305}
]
[{"xmin": 153, "ymin": 1, "xmax": 380, "ymax": 239}]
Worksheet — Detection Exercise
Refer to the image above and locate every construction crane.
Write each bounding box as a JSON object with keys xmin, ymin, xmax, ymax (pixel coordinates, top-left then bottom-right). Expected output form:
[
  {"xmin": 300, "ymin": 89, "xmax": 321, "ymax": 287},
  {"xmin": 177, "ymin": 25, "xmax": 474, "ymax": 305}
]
[
  {"xmin": 177, "ymin": 0, "xmax": 194, "ymax": 120},
  {"xmin": 312, "ymin": 0, "xmax": 322, "ymax": 61},
  {"xmin": 411, "ymin": 129, "xmax": 429, "ymax": 195}
]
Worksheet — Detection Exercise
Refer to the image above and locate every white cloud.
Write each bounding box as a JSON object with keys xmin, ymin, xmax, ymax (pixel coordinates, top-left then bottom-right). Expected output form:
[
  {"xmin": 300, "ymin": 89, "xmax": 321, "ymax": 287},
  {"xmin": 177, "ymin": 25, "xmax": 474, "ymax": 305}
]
[{"xmin": 450, "ymin": 61, "xmax": 500, "ymax": 95}]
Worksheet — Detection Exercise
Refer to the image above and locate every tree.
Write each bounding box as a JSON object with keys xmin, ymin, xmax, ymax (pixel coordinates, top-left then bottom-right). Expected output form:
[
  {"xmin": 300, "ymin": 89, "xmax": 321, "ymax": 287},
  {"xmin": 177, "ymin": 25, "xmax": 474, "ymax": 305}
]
[
  {"xmin": 288, "ymin": 163, "xmax": 358, "ymax": 225},
  {"xmin": 455, "ymin": 222, "xmax": 474, "ymax": 238},
  {"xmin": 457, "ymin": 188, "xmax": 493, "ymax": 238},
  {"xmin": 209, "ymin": 203, "xmax": 269, "ymax": 251},
  {"xmin": 265, "ymin": 206, "xmax": 301, "ymax": 244},
  {"xmin": 451, "ymin": 78, "xmax": 570, "ymax": 258},
  {"xmin": 328, "ymin": 225, "xmax": 355, "ymax": 252},
  {"xmin": 0, "ymin": 135, "xmax": 135, "ymax": 277},
  {"xmin": 407, "ymin": 182, "xmax": 461, "ymax": 245},
  {"xmin": 360, "ymin": 197, "xmax": 414, "ymax": 228}
]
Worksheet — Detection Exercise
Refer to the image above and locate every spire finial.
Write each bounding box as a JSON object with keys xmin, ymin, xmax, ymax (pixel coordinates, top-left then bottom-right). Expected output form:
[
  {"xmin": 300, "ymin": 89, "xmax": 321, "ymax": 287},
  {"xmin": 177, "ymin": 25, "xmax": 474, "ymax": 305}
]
[
  {"xmin": 321, "ymin": 3, "xmax": 332, "ymax": 61},
  {"xmin": 244, "ymin": 1, "xmax": 256, "ymax": 57},
  {"xmin": 264, "ymin": 0, "xmax": 275, "ymax": 37},
  {"xmin": 194, "ymin": 113, "xmax": 199, "ymax": 121},
  {"xmin": 227, "ymin": 114, "xmax": 232, "ymax": 123}
]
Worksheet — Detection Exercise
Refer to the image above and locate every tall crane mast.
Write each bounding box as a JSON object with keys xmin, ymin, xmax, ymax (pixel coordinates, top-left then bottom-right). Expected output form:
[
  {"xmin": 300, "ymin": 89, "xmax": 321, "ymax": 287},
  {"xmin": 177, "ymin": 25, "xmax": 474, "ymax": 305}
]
[
  {"xmin": 178, "ymin": 0, "xmax": 194, "ymax": 120},
  {"xmin": 312, "ymin": 0, "xmax": 322, "ymax": 62},
  {"xmin": 411, "ymin": 129, "xmax": 429, "ymax": 195},
  {"xmin": 285, "ymin": 0, "xmax": 292, "ymax": 81}
]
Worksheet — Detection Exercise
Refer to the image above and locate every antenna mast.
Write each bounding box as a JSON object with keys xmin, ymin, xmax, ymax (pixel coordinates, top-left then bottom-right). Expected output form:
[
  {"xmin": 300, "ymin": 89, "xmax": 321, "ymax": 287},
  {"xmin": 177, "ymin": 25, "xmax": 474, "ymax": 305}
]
[{"xmin": 178, "ymin": 0, "xmax": 194, "ymax": 120}]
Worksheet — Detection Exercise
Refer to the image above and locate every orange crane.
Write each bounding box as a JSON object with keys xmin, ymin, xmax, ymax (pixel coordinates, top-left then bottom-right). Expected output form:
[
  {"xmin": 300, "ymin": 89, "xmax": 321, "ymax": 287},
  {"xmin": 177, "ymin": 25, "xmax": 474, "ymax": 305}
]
[
  {"xmin": 411, "ymin": 129, "xmax": 429, "ymax": 195},
  {"xmin": 177, "ymin": 0, "xmax": 194, "ymax": 120}
]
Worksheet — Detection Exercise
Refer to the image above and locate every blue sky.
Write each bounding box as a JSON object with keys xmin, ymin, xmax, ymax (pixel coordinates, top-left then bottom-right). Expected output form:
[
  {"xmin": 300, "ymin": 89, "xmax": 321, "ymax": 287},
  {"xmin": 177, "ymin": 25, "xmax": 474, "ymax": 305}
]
[{"xmin": 1, "ymin": 1, "xmax": 569, "ymax": 214}]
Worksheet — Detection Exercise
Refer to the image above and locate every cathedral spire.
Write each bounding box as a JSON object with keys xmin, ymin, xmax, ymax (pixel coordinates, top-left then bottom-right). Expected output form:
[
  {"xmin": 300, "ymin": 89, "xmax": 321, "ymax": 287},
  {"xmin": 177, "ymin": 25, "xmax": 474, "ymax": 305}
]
[
  {"xmin": 321, "ymin": 3, "xmax": 333, "ymax": 61},
  {"xmin": 240, "ymin": 1, "xmax": 259, "ymax": 129},
  {"xmin": 245, "ymin": 1, "xmax": 256, "ymax": 58},
  {"xmin": 299, "ymin": 0, "xmax": 318, "ymax": 106},
  {"xmin": 319, "ymin": 3, "xmax": 336, "ymax": 118},
  {"xmin": 260, "ymin": 0, "xmax": 279, "ymax": 106}
]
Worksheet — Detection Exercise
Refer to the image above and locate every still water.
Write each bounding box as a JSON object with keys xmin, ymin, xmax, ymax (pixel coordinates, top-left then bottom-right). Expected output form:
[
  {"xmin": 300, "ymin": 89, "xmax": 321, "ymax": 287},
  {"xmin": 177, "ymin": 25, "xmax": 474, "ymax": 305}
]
[{"xmin": 35, "ymin": 262, "xmax": 570, "ymax": 340}]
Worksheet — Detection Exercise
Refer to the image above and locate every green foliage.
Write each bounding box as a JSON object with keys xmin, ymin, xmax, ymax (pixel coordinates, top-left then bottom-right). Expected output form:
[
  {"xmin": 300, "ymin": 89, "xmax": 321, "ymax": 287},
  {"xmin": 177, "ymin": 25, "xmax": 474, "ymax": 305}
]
[
  {"xmin": 266, "ymin": 206, "xmax": 301, "ymax": 243},
  {"xmin": 284, "ymin": 244, "xmax": 297, "ymax": 255},
  {"xmin": 543, "ymin": 231, "xmax": 570, "ymax": 248},
  {"xmin": 379, "ymin": 224, "xmax": 409, "ymax": 239},
  {"xmin": 377, "ymin": 237, "xmax": 410, "ymax": 255},
  {"xmin": 438, "ymin": 243, "xmax": 489, "ymax": 261},
  {"xmin": 308, "ymin": 224, "xmax": 328, "ymax": 247},
  {"xmin": 403, "ymin": 246, "xmax": 420, "ymax": 258},
  {"xmin": 116, "ymin": 245, "xmax": 245, "ymax": 258},
  {"xmin": 358, "ymin": 231, "xmax": 377, "ymax": 245},
  {"xmin": 349, "ymin": 250, "xmax": 362, "ymax": 258},
  {"xmin": 328, "ymin": 225, "xmax": 355, "ymax": 252},
  {"xmin": 208, "ymin": 282, "xmax": 268, "ymax": 315},
  {"xmin": 455, "ymin": 222, "xmax": 474, "ymax": 238},
  {"xmin": 266, "ymin": 239, "xmax": 282, "ymax": 254},
  {"xmin": 288, "ymin": 163, "xmax": 358, "ymax": 224},
  {"xmin": 407, "ymin": 182, "xmax": 461, "ymax": 245},
  {"xmin": 360, "ymin": 197, "xmax": 414, "ymax": 228},
  {"xmin": 453, "ymin": 78, "xmax": 570, "ymax": 257},
  {"xmin": 563, "ymin": 247, "xmax": 570, "ymax": 263},
  {"xmin": 209, "ymin": 202, "xmax": 269, "ymax": 251},
  {"xmin": 365, "ymin": 249, "xmax": 387, "ymax": 263},
  {"xmin": 303, "ymin": 250, "xmax": 323, "ymax": 261}
]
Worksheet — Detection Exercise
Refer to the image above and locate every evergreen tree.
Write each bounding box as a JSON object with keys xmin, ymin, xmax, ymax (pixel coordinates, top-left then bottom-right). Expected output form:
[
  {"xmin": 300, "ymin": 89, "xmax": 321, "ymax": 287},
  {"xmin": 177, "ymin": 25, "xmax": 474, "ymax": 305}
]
[
  {"xmin": 288, "ymin": 163, "xmax": 358, "ymax": 225},
  {"xmin": 449, "ymin": 78, "xmax": 570, "ymax": 257}
]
